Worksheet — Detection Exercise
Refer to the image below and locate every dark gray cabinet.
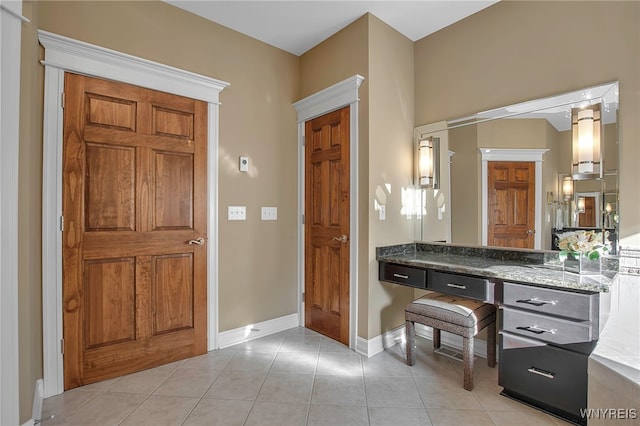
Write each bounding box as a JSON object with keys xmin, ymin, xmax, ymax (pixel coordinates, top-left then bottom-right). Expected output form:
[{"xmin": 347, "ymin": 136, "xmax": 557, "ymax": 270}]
[{"xmin": 499, "ymin": 281, "xmax": 600, "ymax": 426}]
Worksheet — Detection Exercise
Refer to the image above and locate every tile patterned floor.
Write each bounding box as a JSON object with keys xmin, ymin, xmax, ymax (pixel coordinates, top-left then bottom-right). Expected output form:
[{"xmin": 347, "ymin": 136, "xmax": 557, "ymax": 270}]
[{"xmin": 42, "ymin": 327, "xmax": 571, "ymax": 425}]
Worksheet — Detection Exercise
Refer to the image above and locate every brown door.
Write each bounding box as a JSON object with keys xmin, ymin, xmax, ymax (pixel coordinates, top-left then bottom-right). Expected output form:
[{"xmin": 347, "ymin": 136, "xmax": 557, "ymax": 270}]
[
  {"xmin": 304, "ymin": 106, "xmax": 350, "ymax": 345},
  {"xmin": 487, "ymin": 161, "xmax": 535, "ymax": 249},
  {"xmin": 578, "ymin": 197, "xmax": 596, "ymax": 227},
  {"xmin": 62, "ymin": 73, "xmax": 208, "ymax": 389}
]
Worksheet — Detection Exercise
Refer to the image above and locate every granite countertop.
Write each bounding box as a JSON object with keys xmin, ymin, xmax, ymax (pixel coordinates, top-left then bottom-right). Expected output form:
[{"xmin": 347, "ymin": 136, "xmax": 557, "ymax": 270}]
[{"xmin": 377, "ymin": 242, "xmax": 616, "ymax": 293}]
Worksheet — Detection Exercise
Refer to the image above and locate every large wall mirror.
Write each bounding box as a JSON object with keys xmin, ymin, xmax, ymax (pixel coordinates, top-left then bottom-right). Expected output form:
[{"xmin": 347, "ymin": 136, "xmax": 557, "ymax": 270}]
[{"xmin": 414, "ymin": 81, "xmax": 619, "ymax": 256}]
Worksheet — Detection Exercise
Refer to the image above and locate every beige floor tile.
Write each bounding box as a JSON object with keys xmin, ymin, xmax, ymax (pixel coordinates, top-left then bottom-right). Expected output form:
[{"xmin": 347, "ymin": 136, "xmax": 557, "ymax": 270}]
[
  {"xmin": 224, "ymin": 350, "xmax": 276, "ymax": 372},
  {"xmin": 311, "ymin": 375, "xmax": 366, "ymax": 406},
  {"xmin": 368, "ymin": 406, "xmax": 433, "ymax": 426},
  {"xmin": 271, "ymin": 351, "xmax": 319, "ymax": 374},
  {"xmin": 108, "ymin": 365, "xmax": 176, "ymax": 395},
  {"xmin": 235, "ymin": 335, "xmax": 284, "ymax": 354},
  {"xmin": 448, "ymin": 355, "xmax": 499, "ymax": 381},
  {"xmin": 153, "ymin": 367, "xmax": 221, "ymax": 398},
  {"xmin": 363, "ymin": 349, "xmax": 412, "ymax": 377},
  {"xmin": 280, "ymin": 335, "xmax": 323, "ymax": 353},
  {"xmin": 203, "ymin": 370, "xmax": 266, "ymax": 400},
  {"xmin": 487, "ymin": 409, "xmax": 564, "ymax": 425},
  {"xmin": 60, "ymin": 392, "xmax": 146, "ymax": 425},
  {"xmin": 316, "ymin": 352, "xmax": 364, "ymax": 376},
  {"xmin": 365, "ymin": 376, "xmax": 424, "ymax": 408},
  {"xmin": 182, "ymin": 398, "xmax": 253, "ymax": 426},
  {"xmin": 427, "ymin": 409, "xmax": 495, "ymax": 426},
  {"xmin": 119, "ymin": 395, "xmax": 197, "ymax": 425},
  {"xmin": 472, "ymin": 378, "xmax": 535, "ymax": 411},
  {"xmin": 307, "ymin": 404, "xmax": 368, "ymax": 426},
  {"xmin": 319, "ymin": 338, "xmax": 353, "ymax": 353},
  {"xmin": 41, "ymin": 389, "xmax": 99, "ymax": 423},
  {"xmin": 179, "ymin": 349, "xmax": 236, "ymax": 370},
  {"xmin": 407, "ymin": 349, "xmax": 461, "ymax": 381},
  {"xmin": 415, "ymin": 379, "xmax": 483, "ymax": 410},
  {"xmin": 244, "ymin": 401, "xmax": 309, "ymax": 426},
  {"xmin": 256, "ymin": 371, "xmax": 314, "ymax": 403}
]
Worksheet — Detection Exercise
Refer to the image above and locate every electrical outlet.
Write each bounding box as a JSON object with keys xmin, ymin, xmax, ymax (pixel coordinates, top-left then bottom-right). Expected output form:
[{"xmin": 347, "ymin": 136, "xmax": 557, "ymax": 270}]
[
  {"xmin": 228, "ymin": 206, "xmax": 246, "ymax": 220},
  {"xmin": 261, "ymin": 207, "xmax": 277, "ymax": 221}
]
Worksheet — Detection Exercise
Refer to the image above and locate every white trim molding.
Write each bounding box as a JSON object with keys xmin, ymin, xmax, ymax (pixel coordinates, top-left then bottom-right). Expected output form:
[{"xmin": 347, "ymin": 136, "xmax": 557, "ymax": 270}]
[
  {"xmin": 39, "ymin": 30, "xmax": 229, "ymax": 398},
  {"xmin": 1, "ymin": 2, "xmax": 27, "ymax": 424},
  {"xmin": 217, "ymin": 313, "xmax": 299, "ymax": 349},
  {"xmin": 480, "ymin": 148, "xmax": 548, "ymax": 249},
  {"xmin": 293, "ymin": 75, "xmax": 364, "ymax": 351}
]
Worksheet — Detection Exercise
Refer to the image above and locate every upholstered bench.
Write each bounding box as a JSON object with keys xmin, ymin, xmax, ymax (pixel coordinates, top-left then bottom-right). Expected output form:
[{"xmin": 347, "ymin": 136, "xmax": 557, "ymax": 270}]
[{"xmin": 405, "ymin": 292, "xmax": 496, "ymax": 391}]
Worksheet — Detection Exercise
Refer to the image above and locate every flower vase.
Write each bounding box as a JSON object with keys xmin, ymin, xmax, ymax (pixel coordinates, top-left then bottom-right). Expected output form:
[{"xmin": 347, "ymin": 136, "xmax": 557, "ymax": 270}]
[{"xmin": 565, "ymin": 253, "xmax": 601, "ymax": 275}]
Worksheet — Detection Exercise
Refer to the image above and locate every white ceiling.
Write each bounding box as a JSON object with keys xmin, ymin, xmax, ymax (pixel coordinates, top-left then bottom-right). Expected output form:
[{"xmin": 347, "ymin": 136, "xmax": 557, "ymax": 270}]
[{"xmin": 164, "ymin": 0, "xmax": 499, "ymax": 56}]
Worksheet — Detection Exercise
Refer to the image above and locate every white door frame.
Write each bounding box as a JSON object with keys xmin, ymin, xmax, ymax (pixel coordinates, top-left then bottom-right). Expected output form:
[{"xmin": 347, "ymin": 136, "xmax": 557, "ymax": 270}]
[
  {"xmin": 480, "ymin": 148, "xmax": 548, "ymax": 249},
  {"xmin": 39, "ymin": 31, "xmax": 229, "ymax": 397},
  {"xmin": 1, "ymin": 2, "xmax": 28, "ymax": 424},
  {"xmin": 293, "ymin": 75, "xmax": 364, "ymax": 350}
]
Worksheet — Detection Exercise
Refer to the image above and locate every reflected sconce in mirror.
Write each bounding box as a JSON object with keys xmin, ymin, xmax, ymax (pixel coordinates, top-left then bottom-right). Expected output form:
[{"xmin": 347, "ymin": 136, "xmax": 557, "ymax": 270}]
[
  {"xmin": 418, "ymin": 137, "xmax": 440, "ymax": 189},
  {"xmin": 571, "ymin": 104, "xmax": 602, "ymax": 180},
  {"xmin": 561, "ymin": 176, "xmax": 574, "ymax": 201},
  {"xmin": 577, "ymin": 196, "xmax": 586, "ymax": 213}
]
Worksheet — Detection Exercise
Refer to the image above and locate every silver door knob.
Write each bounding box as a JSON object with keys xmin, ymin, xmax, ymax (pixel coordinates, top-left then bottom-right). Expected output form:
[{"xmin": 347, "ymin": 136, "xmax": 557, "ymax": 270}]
[
  {"xmin": 332, "ymin": 234, "xmax": 348, "ymax": 243},
  {"xmin": 526, "ymin": 229, "xmax": 536, "ymax": 235},
  {"xmin": 188, "ymin": 237, "xmax": 205, "ymax": 246}
]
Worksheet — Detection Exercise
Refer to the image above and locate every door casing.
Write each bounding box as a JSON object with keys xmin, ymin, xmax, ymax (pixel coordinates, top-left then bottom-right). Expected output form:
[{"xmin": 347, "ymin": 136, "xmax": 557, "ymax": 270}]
[
  {"xmin": 39, "ymin": 30, "xmax": 229, "ymax": 397},
  {"xmin": 293, "ymin": 75, "xmax": 364, "ymax": 352}
]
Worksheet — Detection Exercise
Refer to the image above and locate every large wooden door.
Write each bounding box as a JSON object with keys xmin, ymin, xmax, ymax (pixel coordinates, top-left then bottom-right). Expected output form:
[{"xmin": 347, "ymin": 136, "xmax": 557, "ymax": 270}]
[
  {"xmin": 578, "ymin": 197, "xmax": 596, "ymax": 227},
  {"xmin": 304, "ymin": 107, "xmax": 350, "ymax": 345},
  {"xmin": 488, "ymin": 161, "xmax": 535, "ymax": 249},
  {"xmin": 62, "ymin": 73, "xmax": 208, "ymax": 389}
]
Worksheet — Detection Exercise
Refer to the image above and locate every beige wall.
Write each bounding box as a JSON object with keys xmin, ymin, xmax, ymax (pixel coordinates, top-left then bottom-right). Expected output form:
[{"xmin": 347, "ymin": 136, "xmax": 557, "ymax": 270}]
[
  {"xmin": 19, "ymin": 1, "xmax": 299, "ymax": 420},
  {"xmin": 415, "ymin": 0, "xmax": 640, "ymax": 248},
  {"xmin": 366, "ymin": 15, "xmax": 415, "ymax": 339}
]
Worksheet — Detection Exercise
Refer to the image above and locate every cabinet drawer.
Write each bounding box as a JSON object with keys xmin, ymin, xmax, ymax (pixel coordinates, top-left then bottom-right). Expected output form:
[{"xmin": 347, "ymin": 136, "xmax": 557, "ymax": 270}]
[
  {"xmin": 499, "ymin": 332, "xmax": 587, "ymax": 423},
  {"xmin": 429, "ymin": 270, "xmax": 493, "ymax": 302},
  {"xmin": 501, "ymin": 307, "xmax": 595, "ymax": 346},
  {"xmin": 502, "ymin": 281, "xmax": 597, "ymax": 322},
  {"xmin": 379, "ymin": 262, "xmax": 427, "ymax": 289}
]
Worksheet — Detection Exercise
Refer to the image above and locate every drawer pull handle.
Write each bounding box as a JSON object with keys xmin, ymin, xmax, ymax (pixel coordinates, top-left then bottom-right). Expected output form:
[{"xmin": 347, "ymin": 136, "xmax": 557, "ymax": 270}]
[
  {"xmin": 516, "ymin": 297, "xmax": 558, "ymax": 306},
  {"xmin": 516, "ymin": 325, "xmax": 556, "ymax": 335},
  {"xmin": 393, "ymin": 273, "xmax": 409, "ymax": 279},
  {"xmin": 527, "ymin": 367, "xmax": 555, "ymax": 379},
  {"xmin": 516, "ymin": 297, "xmax": 558, "ymax": 307},
  {"xmin": 447, "ymin": 283, "xmax": 467, "ymax": 290}
]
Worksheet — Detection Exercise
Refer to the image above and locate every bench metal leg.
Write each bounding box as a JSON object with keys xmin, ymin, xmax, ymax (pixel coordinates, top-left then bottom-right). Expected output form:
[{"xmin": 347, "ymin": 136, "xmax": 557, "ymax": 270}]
[
  {"xmin": 405, "ymin": 320, "xmax": 416, "ymax": 366},
  {"xmin": 463, "ymin": 336, "xmax": 474, "ymax": 391},
  {"xmin": 433, "ymin": 328, "xmax": 441, "ymax": 349}
]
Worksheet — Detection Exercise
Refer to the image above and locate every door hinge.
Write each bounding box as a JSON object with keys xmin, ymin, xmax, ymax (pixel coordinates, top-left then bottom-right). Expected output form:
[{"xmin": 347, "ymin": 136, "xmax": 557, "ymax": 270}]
[
  {"xmin": 59, "ymin": 215, "xmax": 64, "ymax": 232},
  {"xmin": 61, "ymin": 92, "xmax": 65, "ymax": 109},
  {"xmin": 60, "ymin": 338, "xmax": 64, "ymax": 355},
  {"xmin": 302, "ymin": 214, "xmax": 305, "ymax": 224},
  {"xmin": 302, "ymin": 135, "xmax": 305, "ymax": 147},
  {"xmin": 301, "ymin": 292, "xmax": 305, "ymax": 302}
]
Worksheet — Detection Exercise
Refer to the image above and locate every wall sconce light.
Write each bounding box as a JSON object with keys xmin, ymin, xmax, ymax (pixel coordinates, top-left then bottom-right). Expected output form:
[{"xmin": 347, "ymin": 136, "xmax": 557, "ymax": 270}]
[
  {"xmin": 577, "ymin": 196, "xmax": 586, "ymax": 213},
  {"xmin": 418, "ymin": 136, "xmax": 440, "ymax": 189},
  {"xmin": 605, "ymin": 202, "xmax": 612, "ymax": 214},
  {"xmin": 561, "ymin": 176, "xmax": 574, "ymax": 201},
  {"xmin": 571, "ymin": 104, "xmax": 602, "ymax": 180}
]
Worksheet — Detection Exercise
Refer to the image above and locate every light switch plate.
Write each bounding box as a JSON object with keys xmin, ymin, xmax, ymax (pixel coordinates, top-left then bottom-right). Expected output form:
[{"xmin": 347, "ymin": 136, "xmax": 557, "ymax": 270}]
[
  {"xmin": 261, "ymin": 207, "xmax": 277, "ymax": 221},
  {"xmin": 228, "ymin": 206, "xmax": 246, "ymax": 220},
  {"xmin": 379, "ymin": 205, "xmax": 386, "ymax": 220}
]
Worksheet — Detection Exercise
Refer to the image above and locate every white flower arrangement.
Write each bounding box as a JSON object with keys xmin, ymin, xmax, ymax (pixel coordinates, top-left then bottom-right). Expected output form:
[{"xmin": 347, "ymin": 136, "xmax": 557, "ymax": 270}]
[{"xmin": 557, "ymin": 229, "xmax": 609, "ymax": 262}]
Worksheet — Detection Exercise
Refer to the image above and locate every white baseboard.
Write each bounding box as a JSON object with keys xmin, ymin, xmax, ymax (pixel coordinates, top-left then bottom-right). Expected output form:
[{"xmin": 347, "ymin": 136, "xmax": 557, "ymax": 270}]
[
  {"xmin": 216, "ymin": 313, "xmax": 299, "ymax": 349},
  {"xmin": 357, "ymin": 324, "xmax": 499, "ymax": 361}
]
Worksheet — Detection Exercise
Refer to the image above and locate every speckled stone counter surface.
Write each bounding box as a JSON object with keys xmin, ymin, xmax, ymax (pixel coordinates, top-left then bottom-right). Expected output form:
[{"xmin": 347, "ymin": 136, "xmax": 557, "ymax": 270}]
[{"xmin": 377, "ymin": 242, "xmax": 618, "ymax": 293}]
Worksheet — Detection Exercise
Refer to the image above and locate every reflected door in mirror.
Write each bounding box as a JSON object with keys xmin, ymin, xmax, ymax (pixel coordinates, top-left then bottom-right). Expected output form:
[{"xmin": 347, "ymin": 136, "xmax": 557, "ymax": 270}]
[{"xmin": 488, "ymin": 162, "xmax": 535, "ymax": 249}]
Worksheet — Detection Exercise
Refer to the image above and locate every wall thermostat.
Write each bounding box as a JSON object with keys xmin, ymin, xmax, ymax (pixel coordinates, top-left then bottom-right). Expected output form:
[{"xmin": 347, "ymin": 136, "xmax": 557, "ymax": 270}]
[{"xmin": 239, "ymin": 156, "xmax": 249, "ymax": 172}]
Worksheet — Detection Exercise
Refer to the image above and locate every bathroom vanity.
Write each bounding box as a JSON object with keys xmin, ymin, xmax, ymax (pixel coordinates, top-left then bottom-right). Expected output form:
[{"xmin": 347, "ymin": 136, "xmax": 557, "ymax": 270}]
[{"xmin": 377, "ymin": 242, "xmax": 615, "ymax": 425}]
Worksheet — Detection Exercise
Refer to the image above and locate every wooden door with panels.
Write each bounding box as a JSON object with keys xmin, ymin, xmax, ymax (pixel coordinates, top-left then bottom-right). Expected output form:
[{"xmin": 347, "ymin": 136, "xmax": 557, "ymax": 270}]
[
  {"xmin": 62, "ymin": 73, "xmax": 208, "ymax": 389},
  {"xmin": 487, "ymin": 161, "xmax": 535, "ymax": 249},
  {"xmin": 578, "ymin": 197, "xmax": 596, "ymax": 227},
  {"xmin": 304, "ymin": 106, "xmax": 350, "ymax": 345}
]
